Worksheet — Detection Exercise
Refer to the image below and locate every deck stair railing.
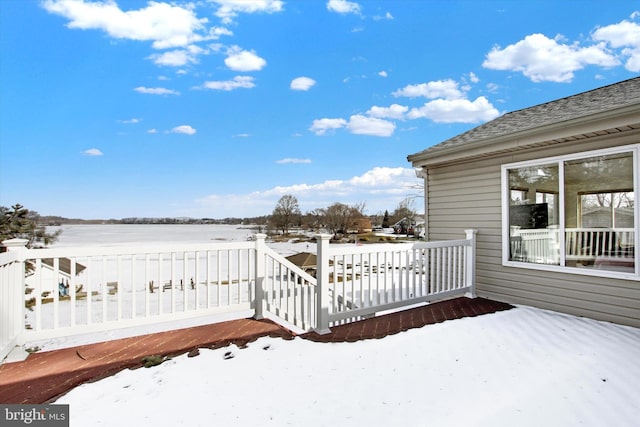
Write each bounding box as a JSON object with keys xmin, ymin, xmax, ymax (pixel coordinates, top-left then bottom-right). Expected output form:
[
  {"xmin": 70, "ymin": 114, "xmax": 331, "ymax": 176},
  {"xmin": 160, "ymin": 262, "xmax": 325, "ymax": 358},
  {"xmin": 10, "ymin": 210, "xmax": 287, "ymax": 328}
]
[{"xmin": 1, "ymin": 230, "xmax": 477, "ymax": 362}]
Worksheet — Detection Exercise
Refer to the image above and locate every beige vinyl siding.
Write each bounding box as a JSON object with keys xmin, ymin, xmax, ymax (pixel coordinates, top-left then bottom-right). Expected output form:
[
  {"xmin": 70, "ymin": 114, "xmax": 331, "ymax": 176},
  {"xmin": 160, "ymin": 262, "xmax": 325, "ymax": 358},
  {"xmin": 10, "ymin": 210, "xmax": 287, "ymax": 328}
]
[{"xmin": 425, "ymin": 135, "xmax": 640, "ymax": 328}]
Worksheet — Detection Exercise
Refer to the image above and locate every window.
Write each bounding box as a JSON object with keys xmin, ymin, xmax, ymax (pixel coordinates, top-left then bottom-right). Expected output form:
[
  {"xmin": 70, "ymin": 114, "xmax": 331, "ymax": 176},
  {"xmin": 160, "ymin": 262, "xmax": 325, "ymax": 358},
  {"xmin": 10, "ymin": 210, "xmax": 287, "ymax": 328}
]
[{"xmin": 503, "ymin": 146, "xmax": 637, "ymax": 277}]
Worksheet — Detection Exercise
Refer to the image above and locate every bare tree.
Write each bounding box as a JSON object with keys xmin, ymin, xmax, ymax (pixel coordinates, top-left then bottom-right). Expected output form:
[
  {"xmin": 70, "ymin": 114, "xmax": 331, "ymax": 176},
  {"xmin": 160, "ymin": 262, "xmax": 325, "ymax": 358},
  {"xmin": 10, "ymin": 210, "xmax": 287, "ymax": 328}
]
[
  {"xmin": 303, "ymin": 208, "xmax": 325, "ymax": 231},
  {"xmin": 270, "ymin": 195, "xmax": 301, "ymax": 236},
  {"xmin": 322, "ymin": 202, "xmax": 365, "ymax": 237},
  {"xmin": 391, "ymin": 198, "xmax": 417, "ymax": 234}
]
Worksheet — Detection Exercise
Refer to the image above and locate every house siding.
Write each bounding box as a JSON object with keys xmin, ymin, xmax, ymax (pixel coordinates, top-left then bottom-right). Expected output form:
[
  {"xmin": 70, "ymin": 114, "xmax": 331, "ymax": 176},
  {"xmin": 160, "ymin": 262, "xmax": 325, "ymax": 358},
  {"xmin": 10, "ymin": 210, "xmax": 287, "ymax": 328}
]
[{"xmin": 425, "ymin": 133, "xmax": 640, "ymax": 328}]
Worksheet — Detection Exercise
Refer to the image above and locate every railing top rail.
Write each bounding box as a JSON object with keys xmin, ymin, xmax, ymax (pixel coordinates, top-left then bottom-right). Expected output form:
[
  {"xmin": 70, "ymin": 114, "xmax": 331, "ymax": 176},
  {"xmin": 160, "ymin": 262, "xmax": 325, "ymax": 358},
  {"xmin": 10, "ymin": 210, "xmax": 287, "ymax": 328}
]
[
  {"xmin": 326, "ymin": 238, "xmax": 471, "ymax": 257},
  {"xmin": 17, "ymin": 241, "xmax": 257, "ymax": 260},
  {"xmin": 0, "ymin": 251, "xmax": 20, "ymax": 267},
  {"xmin": 565, "ymin": 227, "xmax": 635, "ymax": 232},
  {"xmin": 327, "ymin": 242, "xmax": 413, "ymax": 256},
  {"xmin": 412, "ymin": 238, "xmax": 471, "ymax": 249}
]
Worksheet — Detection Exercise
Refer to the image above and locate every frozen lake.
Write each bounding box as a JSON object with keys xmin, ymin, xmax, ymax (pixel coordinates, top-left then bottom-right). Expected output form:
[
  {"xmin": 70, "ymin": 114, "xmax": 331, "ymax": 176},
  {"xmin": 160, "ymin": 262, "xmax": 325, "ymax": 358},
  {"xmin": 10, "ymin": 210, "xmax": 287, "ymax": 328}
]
[
  {"xmin": 46, "ymin": 224, "xmax": 319, "ymax": 260},
  {"xmin": 47, "ymin": 224, "xmax": 264, "ymax": 247}
]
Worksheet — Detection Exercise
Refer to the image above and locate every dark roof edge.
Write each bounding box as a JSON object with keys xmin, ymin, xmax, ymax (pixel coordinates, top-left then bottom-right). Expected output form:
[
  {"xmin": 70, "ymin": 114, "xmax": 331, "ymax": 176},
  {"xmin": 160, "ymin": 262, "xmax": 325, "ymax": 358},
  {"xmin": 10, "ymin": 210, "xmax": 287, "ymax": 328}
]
[{"xmin": 408, "ymin": 102, "xmax": 640, "ymax": 167}]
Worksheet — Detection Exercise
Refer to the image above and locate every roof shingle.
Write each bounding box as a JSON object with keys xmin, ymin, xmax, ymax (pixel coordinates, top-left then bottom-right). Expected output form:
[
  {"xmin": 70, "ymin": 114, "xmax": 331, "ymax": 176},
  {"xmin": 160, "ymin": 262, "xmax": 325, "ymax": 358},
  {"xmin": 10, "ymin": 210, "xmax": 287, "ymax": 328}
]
[{"xmin": 409, "ymin": 76, "xmax": 640, "ymax": 160}]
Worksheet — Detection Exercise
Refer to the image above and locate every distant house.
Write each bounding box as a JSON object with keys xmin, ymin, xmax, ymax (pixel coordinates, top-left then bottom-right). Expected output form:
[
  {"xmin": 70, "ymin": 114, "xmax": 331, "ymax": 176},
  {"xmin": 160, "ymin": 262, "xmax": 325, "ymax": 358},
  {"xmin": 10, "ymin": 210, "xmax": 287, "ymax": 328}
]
[
  {"xmin": 392, "ymin": 217, "xmax": 424, "ymax": 237},
  {"xmin": 345, "ymin": 218, "xmax": 373, "ymax": 234},
  {"xmin": 408, "ymin": 77, "xmax": 640, "ymax": 328},
  {"xmin": 357, "ymin": 218, "xmax": 373, "ymax": 234},
  {"xmin": 286, "ymin": 252, "xmax": 318, "ymax": 277},
  {"xmin": 25, "ymin": 258, "xmax": 86, "ymax": 296}
]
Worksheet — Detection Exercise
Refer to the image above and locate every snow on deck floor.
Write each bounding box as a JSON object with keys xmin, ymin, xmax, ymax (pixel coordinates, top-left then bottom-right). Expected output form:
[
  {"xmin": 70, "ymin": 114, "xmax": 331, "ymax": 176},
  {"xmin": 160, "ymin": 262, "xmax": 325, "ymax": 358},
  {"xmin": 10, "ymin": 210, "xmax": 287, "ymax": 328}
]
[{"xmin": 56, "ymin": 305, "xmax": 640, "ymax": 427}]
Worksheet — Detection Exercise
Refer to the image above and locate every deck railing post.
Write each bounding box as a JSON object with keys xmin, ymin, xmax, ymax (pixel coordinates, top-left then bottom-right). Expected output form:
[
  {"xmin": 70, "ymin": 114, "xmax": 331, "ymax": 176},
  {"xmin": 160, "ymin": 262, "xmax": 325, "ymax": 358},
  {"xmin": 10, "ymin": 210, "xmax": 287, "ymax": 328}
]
[
  {"xmin": 464, "ymin": 230, "xmax": 478, "ymax": 298},
  {"xmin": 253, "ymin": 233, "xmax": 267, "ymax": 320},
  {"xmin": 1, "ymin": 239, "xmax": 29, "ymax": 361},
  {"xmin": 315, "ymin": 234, "xmax": 332, "ymax": 334}
]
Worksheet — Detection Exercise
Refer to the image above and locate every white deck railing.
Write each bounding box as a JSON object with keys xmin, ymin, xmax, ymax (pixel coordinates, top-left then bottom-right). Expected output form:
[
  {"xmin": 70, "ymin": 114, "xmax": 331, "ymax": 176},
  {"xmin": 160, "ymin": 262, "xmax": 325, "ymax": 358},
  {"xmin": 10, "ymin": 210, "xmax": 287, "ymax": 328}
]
[
  {"xmin": 1, "ymin": 231, "xmax": 477, "ymax": 362},
  {"xmin": 565, "ymin": 228, "xmax": 634, "ymax": 260},
  {"xmin": 315, "ymin": 231, "xmax": 476, "ymax": 331},
  {"xmin": 510, "ymin": 227, "xmax": 635, "ymax": 264}
]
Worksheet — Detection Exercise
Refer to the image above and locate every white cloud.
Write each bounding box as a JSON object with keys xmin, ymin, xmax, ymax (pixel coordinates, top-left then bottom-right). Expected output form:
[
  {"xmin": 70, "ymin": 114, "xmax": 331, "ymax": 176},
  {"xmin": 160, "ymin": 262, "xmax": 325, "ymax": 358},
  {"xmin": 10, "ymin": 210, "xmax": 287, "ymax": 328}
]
[
  {"xmin": 208, "ymin": 26, "xmax": 234, "ymax": 39},
  {"xmin": 150, "ymin": 45, "xmax": 205, "ymax": 67},
  {"xmin": 486, "ymin": 82, "xmax": 500, "ymax": 93},
  {"xmin": 118, "ymin": 118, "xmax": 140, "ymax": 124},
  {"xmin": 211, "ymin": 0, "xmax": 284, "ymax": 24},
  {"xmin": 348, "ymin": 167, "xmax": 415, "ymax": 188},
  {"xmin": 482, "ymin": 33, "xmax": 619, "ymax": 82},
  {"xmin": 134, "ymin": 86, "xmax": 180, "ymax": 95},
  {"xmin": 276, "ymin": 158, "xmax": 312, "ymax": 164},
  {"xmin": 378, "ymin": 70, "xmax": 388, "ymax": 77},
  {"xmin": 196, "ymin": 166, "xmax": 419, "ymax": 217},
  {"xmin": 151, "ymin": 50, "xmax": 192, "ymax": 67},
  {"xmin": 171, "ymin": 125, "xmax": 197, "ymax": 135},
  {"xmin": 318, "ymin": 77, "xmax": 498, "ymax": 131},
  {"xmin": 373, "ymin": 12, "xmax": 394, "ymax": 21},
  {"xmin": 407, "ymin": 96, "xmax": 501, "ymax": 123},
  {"xmin": 42, "ymin": 0, "xmax": 209, "ymax": 50},
  {"xmin": 309, "ymin": 118, "xmax": 347, "ymax": 135},
  {"xmin": 147, "ymin": 128, "xmax": 158, "ymax": 134},
  {"xmin": 310, "ymin": 114, "xmax": 396, "ymax": 137},
  {"xmin": 392, "ymin": 79, "xmax": 465, "ymax": 100},
  {"xmin": 224, "ymin": 46, "xmax": 267, "ymax": 71},
  {"xmin": 83, "ymin": 148, "xmax": 103, "ymax": 156},
  {"xmin": 201, "ymin": 76, "xmax": 256, "ymax": 91},
  {"xmin": 366, "ymin": 104, "xmax": 408, "ymax": 120},
  {"xmin": 327, "ymin": 0, "xmax": 361, "ymax": 15},
  {"xmin": 290, "ymin": 77, "xmax": 316, "ymax": 91},
  {"xmin": 593, "ymin": 18, "xmax": 640, "ymax": 49},
  {"xmin": 592, "ymin": 16, "xmax": 640, "ymax": 72},
  {"xmin": 468, "ymin": 72, "xmax": 480, "ymax": 83},
  {"xmin": 346, "ymin": 115, "xmax": 395, "ymax": 137}
]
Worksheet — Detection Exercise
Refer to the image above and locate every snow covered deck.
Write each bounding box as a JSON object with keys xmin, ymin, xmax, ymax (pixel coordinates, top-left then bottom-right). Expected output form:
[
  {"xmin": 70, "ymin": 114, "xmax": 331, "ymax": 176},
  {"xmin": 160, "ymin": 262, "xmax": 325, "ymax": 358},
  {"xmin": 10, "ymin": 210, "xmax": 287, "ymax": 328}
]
[
  {"xmin": 0, "ymin": 297, "xmax": 510, "ymax": 404},
  {"xmin": 2, "ymin": 298, "xmax": 639, "ymax": 426}
]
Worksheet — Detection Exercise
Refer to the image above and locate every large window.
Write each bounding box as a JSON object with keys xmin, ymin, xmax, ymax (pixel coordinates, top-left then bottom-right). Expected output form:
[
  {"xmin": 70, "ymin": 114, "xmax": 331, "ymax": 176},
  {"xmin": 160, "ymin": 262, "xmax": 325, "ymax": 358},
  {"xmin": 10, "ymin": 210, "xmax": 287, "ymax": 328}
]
[{"xmin": 503, "ymin": 147, "xmax": 637, "ymax": 277}]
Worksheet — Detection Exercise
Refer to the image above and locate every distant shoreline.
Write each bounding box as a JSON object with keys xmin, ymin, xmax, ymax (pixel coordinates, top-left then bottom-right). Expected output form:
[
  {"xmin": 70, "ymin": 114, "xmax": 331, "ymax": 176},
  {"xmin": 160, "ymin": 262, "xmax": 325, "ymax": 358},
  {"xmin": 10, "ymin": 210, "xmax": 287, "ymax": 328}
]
[{"xmin": 39, "ymin": 216, "xmax": 267, "ymax": 227}]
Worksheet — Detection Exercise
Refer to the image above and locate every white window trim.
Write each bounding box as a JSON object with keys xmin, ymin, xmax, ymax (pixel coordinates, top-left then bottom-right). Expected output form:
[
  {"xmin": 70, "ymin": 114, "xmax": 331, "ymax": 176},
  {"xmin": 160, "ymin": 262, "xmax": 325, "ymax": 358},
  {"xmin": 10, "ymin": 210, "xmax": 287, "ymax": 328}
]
[{"xmin": 501, "ymin": 143, "xmax": 640, "ymax": 281}]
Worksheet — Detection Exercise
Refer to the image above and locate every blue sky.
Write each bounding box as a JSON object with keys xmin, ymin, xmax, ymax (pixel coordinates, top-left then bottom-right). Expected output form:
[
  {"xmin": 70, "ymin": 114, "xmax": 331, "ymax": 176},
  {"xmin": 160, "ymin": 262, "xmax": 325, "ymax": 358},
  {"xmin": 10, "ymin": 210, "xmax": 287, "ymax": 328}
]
[{"xmin": 1, "ymin": 0, "xmax": 639, "ymax": 219}]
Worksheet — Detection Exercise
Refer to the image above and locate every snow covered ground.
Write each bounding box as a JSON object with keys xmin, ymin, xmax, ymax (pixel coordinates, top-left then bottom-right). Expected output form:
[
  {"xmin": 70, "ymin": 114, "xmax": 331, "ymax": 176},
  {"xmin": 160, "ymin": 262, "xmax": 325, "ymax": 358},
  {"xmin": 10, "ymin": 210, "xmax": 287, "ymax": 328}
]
[{"xmin": 55, "ymin": 305, "xmax": 640, "ymax": 427}]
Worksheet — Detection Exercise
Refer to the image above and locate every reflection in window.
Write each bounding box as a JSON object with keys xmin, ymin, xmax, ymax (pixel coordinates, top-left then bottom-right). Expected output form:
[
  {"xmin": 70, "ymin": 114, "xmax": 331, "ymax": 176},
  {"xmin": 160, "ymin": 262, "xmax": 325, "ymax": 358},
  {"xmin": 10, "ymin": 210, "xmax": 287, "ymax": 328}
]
[
  {"xmin": 565, "ymin": 153, "xmax": 634, "ymax": 271},
  {"xmin": 506, "ymin": 151, "xmax": 635, "ymax": 273},
  {"xmin": 508, "ymin": 164, "xmax": 560, "ymax": 265},
  {"xmin": 579, "ymin": 192, "xmax": 634, "ymax": 228}
]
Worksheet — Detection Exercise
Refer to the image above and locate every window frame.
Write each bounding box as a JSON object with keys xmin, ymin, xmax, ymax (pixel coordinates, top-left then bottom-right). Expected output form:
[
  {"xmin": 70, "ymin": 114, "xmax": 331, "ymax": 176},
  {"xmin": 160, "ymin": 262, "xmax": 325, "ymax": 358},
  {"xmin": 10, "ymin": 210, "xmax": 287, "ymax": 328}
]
[{"xmin": 501, "ymin": 144, "xmax": 640, "ymax": 280}]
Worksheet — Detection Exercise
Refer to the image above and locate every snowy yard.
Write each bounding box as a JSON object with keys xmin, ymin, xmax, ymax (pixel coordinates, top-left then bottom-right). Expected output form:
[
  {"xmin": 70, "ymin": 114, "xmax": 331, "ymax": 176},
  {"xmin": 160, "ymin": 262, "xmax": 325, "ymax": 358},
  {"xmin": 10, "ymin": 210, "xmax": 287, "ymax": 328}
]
[{"xmin": 56, "ymin": 305, "xmax": 640, "ymax": 427}]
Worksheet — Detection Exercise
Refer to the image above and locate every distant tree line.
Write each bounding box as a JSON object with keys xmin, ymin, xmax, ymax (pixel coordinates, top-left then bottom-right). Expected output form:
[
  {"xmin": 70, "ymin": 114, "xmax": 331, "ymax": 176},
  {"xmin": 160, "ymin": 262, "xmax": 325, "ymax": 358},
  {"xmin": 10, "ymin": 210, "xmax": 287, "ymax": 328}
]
[
  {"xmin": 268, "ymin": 195, "xmax": 419, "ymax": 238},
  {"xmin": 35, "ymin": 215, "xmax": 269, "ymax": 226},
  {"xmin": 1, "ymin": 195, "xmax": 420, "ymax": 249}
]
